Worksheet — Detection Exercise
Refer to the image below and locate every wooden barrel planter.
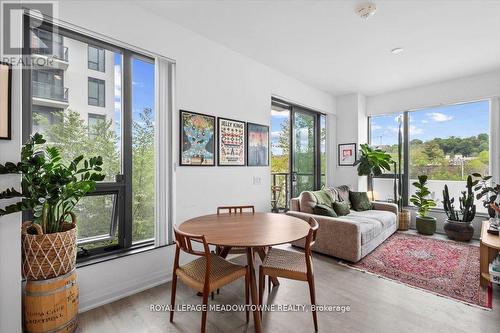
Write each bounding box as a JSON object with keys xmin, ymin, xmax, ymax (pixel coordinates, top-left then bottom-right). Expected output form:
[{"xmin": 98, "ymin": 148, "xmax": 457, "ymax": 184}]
[
  {"xmin": 24, "ymin": 269, "xmax": 79, "ymax": 333},
  {"xmin": 398, "ymin": 209, "xmax": 410, "ymax": 231}
]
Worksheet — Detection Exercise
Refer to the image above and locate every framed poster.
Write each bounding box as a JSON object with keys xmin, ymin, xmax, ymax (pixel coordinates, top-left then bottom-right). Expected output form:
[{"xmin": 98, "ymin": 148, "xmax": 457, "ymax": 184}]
[
  {"xmin": 247, "ymin": 123, "xmax": 269, "ymax": 166},
  {"xmin": 218, "ymin": 117, "xmax": 246, "ymax": 166},
  {"xmin": 0, "ymin": 62, "xmax": 12, "ymax": 140},
  {"xmin": 338, "ymin": 143, "xmax": 357, "ymax": 166},
  {"xmin": 179, "ymin": 110, "xmax": 216, "ymax": 166}
]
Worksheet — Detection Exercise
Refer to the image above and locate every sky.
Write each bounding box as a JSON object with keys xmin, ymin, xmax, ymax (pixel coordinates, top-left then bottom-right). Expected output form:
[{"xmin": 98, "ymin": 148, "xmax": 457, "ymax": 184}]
[
  {"xmin": 113, "ymin": 53, "xmax": 155, "ymax": 132},
  {"xmin": 370, "ymin": 100, "xmax": 490, "ymax": 146}
]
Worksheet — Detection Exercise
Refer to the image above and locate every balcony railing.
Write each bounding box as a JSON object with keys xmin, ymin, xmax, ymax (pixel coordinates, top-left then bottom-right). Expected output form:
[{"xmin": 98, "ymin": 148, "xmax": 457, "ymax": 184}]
[
  {"xmin": 271, "ymin": 173, "xmax": 290, "ymax": 212},
  {"xmin": 32, "ymin": 81, "xmax": 69, "ymax": 102},
  {"xmin": 31, "ymin": 28, "xmax": 69, "ymax": 62}
]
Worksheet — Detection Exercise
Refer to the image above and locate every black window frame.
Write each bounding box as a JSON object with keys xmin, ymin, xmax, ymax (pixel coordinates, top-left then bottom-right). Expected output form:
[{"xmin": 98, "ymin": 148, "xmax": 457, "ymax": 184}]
[
  {"xmin": 88, "ymin": 44, "xmax": 105, "ymax": 72},
  {"xmin": 88, "ymin": 77, "xmax": 105, "ymax": 107},
  {"xmin": 22, "ymin": 14, "xmax": 157, "ymax": 262}
]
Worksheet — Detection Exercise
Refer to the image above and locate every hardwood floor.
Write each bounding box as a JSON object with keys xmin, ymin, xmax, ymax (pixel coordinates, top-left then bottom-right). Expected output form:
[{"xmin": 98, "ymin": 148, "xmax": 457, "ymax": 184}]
[{"xmin": 79, "ymin": 245, "xmax": 500, "ymax": 333}]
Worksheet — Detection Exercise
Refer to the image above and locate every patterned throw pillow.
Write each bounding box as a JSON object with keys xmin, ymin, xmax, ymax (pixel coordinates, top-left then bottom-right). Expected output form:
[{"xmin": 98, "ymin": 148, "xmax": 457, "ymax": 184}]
[
  {"xmin": 313, "ymin": 204, "xmax": 338, "ymax": 217},
  {"xmin": 349, "ymin": 191, "xmax": 373, "ymax": 211},
  {"xmin": 311, "ymin": 189, "xmax": 334, "ymax": 206},
  {"xmin": 332, "ymin": 201, "xmax": 350, "ymax": 216}
]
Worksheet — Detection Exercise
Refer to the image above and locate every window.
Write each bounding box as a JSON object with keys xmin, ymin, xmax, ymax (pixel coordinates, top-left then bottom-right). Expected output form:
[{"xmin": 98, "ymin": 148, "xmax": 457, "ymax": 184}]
[
  {"xmin": 368, "ymin": 100, "xmax": 490, "ymax": 213},
  {"xmin": 22, "ymin": 15, "xmax": 164, "ymax": 259},
  {"xmin": 88, "ymin": 77, "xmax": 105, "ymax": 107},
  {"xmin": 88, "ymin": 45, "xmax": 105, "ymax": 72},
  {"xmin": 320, "ymin": 114, "xmax": 327, "ymax": 188},
  {"xmin": 88, "ymin": 113, "xmax": 106, "ymax": 139}
]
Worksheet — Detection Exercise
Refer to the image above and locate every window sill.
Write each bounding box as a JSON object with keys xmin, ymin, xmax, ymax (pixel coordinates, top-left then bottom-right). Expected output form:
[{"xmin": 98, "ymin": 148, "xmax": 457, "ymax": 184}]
[
  {"xmin": 76, "ymin": 242, "xmax": 173, "ymax": 269},
  {"xmin": 403, "ymin": 205, "xmax": 489, "ymax": 218}
]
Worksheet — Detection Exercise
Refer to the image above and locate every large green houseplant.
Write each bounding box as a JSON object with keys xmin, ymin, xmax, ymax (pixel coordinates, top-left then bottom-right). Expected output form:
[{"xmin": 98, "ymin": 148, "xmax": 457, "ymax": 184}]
[
  {"xmin": 353, "ymin": 144, "xmax": 395, "ymax": 199},
  {"xmin": 409, "ymin": 175, "xmax": 436, "ymax": 235},
  {"xmin": 0, "ymin": 133, "xmax": 104, "ymax": 279},
  {"xmin": 442, "ymin": 175, "xmax": 476, "ymax": 242},
  {"xmin": 472, "ymin": 173, "xmax": 500, "ymax": 218}
]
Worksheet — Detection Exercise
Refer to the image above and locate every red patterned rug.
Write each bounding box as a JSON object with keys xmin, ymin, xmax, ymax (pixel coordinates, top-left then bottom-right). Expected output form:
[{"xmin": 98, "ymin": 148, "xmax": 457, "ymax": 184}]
[{"xmin": 345, "ymin": 232, "xmax": 492, "ymax": 309}]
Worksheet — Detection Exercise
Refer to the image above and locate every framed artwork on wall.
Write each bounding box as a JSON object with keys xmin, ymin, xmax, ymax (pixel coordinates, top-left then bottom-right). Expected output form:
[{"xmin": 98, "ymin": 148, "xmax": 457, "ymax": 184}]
[
  {"xmin": 179, "ymin": 110, "xmax": 216, "ymax": 166},
  {"xmin": 218, "ymin": 117, "xmax": 246, "ymax": 166},
  {"xmin": 0, "ymin": 62, "xmax": 12, "ymax": 140},
  {"xmin": 247, "ymin": 122, "xmax": 269, "ymax": 166},
  {"xmin": 338, "ymin": 143, "xmax": 357, "ymax": 166}
]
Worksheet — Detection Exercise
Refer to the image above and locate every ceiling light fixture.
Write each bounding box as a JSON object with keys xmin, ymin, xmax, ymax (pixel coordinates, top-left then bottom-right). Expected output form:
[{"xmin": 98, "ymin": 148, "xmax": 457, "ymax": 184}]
[
  {"xmin": 355, "ymin": 2, "xmax": 377, "ymax": 20},
  {"xmin": 391, "ymin": 47, "xmax": 404, "ymax": 55}
]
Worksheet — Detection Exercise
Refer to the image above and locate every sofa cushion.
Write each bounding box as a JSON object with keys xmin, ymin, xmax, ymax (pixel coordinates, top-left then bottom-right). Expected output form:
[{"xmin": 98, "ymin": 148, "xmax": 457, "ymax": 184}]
[
  {"xmin": 346, "ymin": 210, "xmax": 397, "ymax": 244},
  {"xmin": 335, "ymin": 185, "xmax": 351, "ymax": 207},
  {"xmin": 299, "ymin": 191, "xmax": 317, "ymax": 214},
  {"xmin": 311, "ymin": 189, "xmax": 334, "ymax": 206},
  {"xmin": 332, "ymin": 201, "xmax": 350, "ymax": 216},
  {"xmin": 313, "ymin": 204, "xmax": 338, "ymax": 217},
  {"xmin": 349, "ymin": 191, "xmax": 373, "ymax": 211}
]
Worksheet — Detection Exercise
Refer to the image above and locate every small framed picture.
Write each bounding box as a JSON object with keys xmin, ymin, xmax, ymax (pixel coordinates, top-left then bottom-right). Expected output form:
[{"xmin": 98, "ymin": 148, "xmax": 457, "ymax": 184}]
[
  {"xmin": 338, "ymin": 143, "xmax": 357, "ymax": 166},
  {"xmin": 247, "ymin": 123, "xmax": 269, "ymax": 166},
  {"xmin": 0, "ymin": 62, "xmax": 12, "ymax": 140},
  {"xmin": 179, "ymin": 110, "xmax": 216, "ymax": 166},
  {"xmin": 218, "ymin": 117, "xmax": 246, "ymax": 166}
]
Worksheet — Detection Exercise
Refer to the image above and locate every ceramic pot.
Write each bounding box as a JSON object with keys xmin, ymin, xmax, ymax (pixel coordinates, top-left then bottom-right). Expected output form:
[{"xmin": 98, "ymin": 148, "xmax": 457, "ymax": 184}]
[
  {"xmin": 443, "ymin": 219, "xmax": 474, "ymax": 242},
  {"xmin": 415, "ymin": 215, "xmax": 436, "ymax": 235}
]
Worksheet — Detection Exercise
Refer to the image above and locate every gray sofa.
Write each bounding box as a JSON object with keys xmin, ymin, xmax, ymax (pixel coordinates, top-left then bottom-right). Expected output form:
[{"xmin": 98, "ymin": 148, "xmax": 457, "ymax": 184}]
[{"xmin": 286, "ymin": 186, "xmax": 398, "ymax": 262}]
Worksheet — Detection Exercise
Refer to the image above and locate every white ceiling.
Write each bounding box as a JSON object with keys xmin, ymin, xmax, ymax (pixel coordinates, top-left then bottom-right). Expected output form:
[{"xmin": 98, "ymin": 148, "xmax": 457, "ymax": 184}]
[{"xmin": 139, "ymin": 0, "xmax": 500, "ymax": 96}]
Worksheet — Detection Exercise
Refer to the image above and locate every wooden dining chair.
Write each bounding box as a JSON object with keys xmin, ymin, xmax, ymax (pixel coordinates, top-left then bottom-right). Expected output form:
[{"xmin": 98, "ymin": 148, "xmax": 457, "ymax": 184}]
[
  {"xmin": 258, "ymin": 217, "xmax": 320, "ymax": 332},
  {"xmin": 217, "ymin": 205, "xmax": 255, "ymax": 214},
  {"xmin": 170, "ymin": 225, "xmax": 250, "ymax": 332},
  {"xmin": 216, "ymin": 205, "xmax": 255, "ymax": 256}
]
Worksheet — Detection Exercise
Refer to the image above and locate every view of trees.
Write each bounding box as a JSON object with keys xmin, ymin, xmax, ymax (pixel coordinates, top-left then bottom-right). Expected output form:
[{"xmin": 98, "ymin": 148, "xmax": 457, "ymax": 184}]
[
  {"xmin": 376, "ymin": 134, "xmax": 489, "ymax": 180},
  {"xmin": 34, "ymin": 108, "xmax": 155, "ymax": 248}
]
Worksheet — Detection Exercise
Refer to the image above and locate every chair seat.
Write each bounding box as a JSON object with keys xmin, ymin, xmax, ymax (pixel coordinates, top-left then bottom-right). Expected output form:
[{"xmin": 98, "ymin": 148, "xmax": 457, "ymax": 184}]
[
  {"xmin": 176, "ymin": 254, "xmax": 247, "ymax": 292},
  {"xmin": 261, "ymin": 248, "xmax": 308, "ymax": 281}
]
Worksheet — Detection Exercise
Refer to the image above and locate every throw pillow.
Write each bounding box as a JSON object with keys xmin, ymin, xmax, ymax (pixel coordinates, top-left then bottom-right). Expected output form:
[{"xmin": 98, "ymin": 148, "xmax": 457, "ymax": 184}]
[
  {"xmin": 332, "ymin": 201, "xmax": 350, "ymax": 216},
  {"xmin": 349, "ymin": 191, "xmax": 373, "ymax": 211},
  {"xmin": 335, "ymin": 185, "xmax": 351, "ymax": 207},
  {"xmin": 311, "ymin": 189, "xmax": 334, "ymax": 206},
  {"xmin": 313, "ymin": 203, "xmax": 338, "ymax": 217}
]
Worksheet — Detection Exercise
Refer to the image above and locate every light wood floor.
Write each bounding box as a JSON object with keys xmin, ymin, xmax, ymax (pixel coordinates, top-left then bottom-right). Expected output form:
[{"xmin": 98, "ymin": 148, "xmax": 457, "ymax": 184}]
[{"xmin": 79, "ymin": 244, "xmax": 500, "ymax": 333}]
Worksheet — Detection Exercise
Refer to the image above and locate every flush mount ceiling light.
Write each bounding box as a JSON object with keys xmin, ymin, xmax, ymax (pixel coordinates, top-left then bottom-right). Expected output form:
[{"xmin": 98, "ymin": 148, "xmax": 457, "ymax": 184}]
[
  {"xmin": 391, "ymin": 47, "xmax": 404, "ymax": 55},
  {"xmin": 355, "ymin": 2, "xmax": 377, "ymax": 20}
]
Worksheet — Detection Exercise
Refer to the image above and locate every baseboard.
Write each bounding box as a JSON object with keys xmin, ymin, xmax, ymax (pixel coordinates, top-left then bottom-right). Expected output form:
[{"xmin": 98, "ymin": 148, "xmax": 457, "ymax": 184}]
[{"xmin": 78, "ymin": 269, "xmax": 172, "ymax": 313}]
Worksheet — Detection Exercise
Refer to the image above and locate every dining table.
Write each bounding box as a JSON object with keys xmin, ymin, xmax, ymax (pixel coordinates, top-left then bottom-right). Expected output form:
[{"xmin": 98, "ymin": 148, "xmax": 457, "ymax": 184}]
[{"xmin": 179, "ymin": 212, "xmax": 311, "ymax": 333}]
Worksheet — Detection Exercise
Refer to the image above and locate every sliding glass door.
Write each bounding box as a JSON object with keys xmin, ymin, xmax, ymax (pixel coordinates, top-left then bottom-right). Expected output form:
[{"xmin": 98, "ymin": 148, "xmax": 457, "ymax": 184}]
[{"xmin": 271, "ymin": 99, "xmax": 326, "ymax": 210}]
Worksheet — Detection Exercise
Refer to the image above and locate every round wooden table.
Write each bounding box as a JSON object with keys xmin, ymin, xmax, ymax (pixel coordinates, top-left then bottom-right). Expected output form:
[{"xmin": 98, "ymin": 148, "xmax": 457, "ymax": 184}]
[{"xmin": 180, "ymin": 212, "xmax": 310, "ymax": 333}]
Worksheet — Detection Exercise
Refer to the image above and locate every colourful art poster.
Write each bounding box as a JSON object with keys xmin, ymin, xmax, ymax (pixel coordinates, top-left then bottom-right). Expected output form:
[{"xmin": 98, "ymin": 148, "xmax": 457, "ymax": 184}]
[
  {"xmin": 180, "ymin": 110, "xmax": 215, "ymax": 166},
  {"xmin": 218, "ymin": 118, "xmax": 246, "ymax": 166},
  {"xmin": 247, "ymin": 123, "xmax": 269, "ymax": 166},
  {"xmin": 338, "ymin": 143, "xmax": 357, "ymax": 166}
]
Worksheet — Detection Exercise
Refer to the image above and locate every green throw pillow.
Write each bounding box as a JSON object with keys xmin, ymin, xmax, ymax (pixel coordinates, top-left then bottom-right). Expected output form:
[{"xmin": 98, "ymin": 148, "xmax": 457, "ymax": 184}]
[
  {"xmin": 332, "ymin": 201, "xmax": 350, "ymax": 216},
  {"xmin": 313, "ymin": 204, "xmax": 338, "ymax": 217},
  {"xmin": 349, "ymin": 191, "xmax": 373, "ymax": 211},
  {"xmin": 311, "ymin": 189, "xmax": 334, "ymax": 206}
]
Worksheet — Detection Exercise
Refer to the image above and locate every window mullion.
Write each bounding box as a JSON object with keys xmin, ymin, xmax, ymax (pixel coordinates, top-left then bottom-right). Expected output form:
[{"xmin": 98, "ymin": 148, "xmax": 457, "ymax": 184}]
[{"xmin": 122, "ymin": 51, "xmax": 133, "ymax": 248}]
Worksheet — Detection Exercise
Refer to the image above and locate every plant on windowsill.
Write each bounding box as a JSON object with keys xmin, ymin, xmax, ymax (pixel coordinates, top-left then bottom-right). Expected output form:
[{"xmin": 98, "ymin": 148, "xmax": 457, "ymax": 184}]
[
  {"xmin": 442, "ymin": 175, "xmax": 477, "ymax": 242},
  {"xmin": 0, "ymin": 133, "xmax": 105, "ymax": 280},
  {"xmin": 471, "ymin": 173, "xmax": 500, "ymax": 219},
  {"xmin": 409, "ymin": 175, "xmax": 437, "ymax": 235},
  {"xmin": 353, "ymin": 143, "xmax": 395, "ymax": 200}
]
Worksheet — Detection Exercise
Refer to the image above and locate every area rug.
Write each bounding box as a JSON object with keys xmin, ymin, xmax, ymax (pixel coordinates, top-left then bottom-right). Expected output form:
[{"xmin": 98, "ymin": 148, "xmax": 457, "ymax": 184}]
[{"xmin": 343, "ymin": 232, "xmax": 492, "ymax": 309}]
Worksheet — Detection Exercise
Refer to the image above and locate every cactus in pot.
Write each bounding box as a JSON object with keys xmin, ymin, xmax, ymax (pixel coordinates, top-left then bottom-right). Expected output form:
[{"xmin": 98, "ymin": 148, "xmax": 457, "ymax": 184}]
[{"xmin": 442, "ymin": 175, "xmax": 476, "ymax": 241}]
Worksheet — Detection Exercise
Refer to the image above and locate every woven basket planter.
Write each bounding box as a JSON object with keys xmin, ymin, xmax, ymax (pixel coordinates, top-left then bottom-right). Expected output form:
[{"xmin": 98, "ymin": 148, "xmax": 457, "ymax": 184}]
[
  {"xmin": 398, "ymin": 209, "xmax": 410, "ymax": 231},
  {"xmin": 21, "ymin": 213, "xmax": 77, "ymax": 281}
]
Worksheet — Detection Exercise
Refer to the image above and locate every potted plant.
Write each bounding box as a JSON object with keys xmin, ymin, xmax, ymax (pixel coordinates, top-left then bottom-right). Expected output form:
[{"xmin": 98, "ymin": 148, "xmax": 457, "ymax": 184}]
[
  {"xmin": 472, "ymin": 173, "xmax": 500, "ymax": 218},
  {"xmin": 354, "ymin": 143, "xmax": 394, "ymax": 199},
  {"xmin": 442, "ymin": 175, "xmax": 476, "ymax": 242},
  {"xmin": 409, "ymin": 175, "xmax": 436, "ymax": 235},
  {"xmin": 0, "ymin": 133, "xmax": 104, "ymax": 280}
]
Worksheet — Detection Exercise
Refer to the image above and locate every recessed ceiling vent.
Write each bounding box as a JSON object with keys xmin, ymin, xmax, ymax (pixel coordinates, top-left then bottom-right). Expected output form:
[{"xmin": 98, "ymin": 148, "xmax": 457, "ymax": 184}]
[{"xmin": 355, "ymin": 2, "xmax": 377, "ymax": 20}]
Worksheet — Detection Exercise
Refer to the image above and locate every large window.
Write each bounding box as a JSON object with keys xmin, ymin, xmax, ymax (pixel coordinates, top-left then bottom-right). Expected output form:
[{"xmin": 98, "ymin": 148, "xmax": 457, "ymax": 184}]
[
  {"xmin": 369, "ymin": 100, "xmax": 490, "ymax": 213},
  {"xmin": 23, "ymin": 15, "xmax": 159, "ymax": 259}
]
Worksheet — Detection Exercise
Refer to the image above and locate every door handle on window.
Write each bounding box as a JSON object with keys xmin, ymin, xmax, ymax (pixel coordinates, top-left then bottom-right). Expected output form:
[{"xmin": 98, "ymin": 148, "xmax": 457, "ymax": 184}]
[{"xmin": 115, "ymin": 174, "xmax": 125, "ymax": 182}]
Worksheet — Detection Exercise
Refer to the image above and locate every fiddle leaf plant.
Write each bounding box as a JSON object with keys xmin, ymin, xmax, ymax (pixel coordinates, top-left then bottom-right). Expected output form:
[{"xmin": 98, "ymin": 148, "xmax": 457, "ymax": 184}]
[
  {"xmin": 0, "ymin": 133, "xmax": 105, "ymax": 234},
  {"xmin": 353, "ymin": 143, "xmax": 395, "ymax": 195},
  {"xmin": 409, "ymin": 175, "xmax": 436, "ymax": 218}
]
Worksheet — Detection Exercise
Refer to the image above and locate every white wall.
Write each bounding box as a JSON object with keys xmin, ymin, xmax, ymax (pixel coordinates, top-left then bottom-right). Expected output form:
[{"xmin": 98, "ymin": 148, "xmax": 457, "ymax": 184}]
[
  {"xmin": 0, "ymin": 1, "xmax": 335, "ymax": 329},
  {"xmin": 332, "ymin": 93, "xmax": 367, "ymax": 190}
]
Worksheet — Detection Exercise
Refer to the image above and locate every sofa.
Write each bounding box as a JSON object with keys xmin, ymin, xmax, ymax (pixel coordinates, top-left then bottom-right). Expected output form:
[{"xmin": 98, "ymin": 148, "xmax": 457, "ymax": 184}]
[{"xmin": 286, "ymin": 185, "xmax": 398, "ymax": 262}]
